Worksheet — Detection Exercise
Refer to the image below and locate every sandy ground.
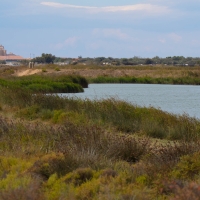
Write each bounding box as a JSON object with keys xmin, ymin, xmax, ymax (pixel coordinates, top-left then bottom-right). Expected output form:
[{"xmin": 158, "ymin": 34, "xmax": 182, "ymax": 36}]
[{"xmin": 16, "ymin": 69, "xmax": 41, "ymax": 76}]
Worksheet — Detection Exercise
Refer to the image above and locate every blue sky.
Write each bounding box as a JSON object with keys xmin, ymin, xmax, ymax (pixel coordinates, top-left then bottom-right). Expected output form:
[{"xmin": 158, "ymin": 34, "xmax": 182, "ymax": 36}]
[{"xmin": 0, "ymin": 0, "xmax": 200, "ymax": 58}]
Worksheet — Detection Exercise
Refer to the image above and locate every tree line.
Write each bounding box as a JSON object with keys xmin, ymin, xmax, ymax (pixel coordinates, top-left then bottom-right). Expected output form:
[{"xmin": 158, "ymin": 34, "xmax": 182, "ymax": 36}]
[{"xmin": 31, "ymin": 54, "xmax": 200, "ymax": 66}]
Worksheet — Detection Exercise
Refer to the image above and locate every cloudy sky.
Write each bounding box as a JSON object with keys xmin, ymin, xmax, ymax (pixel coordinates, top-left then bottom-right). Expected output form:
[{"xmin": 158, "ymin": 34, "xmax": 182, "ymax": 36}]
[{"xmin": 0, "ymin": 0, "xmax": 200, "ymax": 58}]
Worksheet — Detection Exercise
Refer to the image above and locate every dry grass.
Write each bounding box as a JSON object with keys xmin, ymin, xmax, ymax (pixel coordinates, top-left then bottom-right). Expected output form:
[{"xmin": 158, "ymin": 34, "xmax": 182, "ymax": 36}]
[{"xmin": 5, "ymin": 64, "xmax": 200, "ymax": 79}]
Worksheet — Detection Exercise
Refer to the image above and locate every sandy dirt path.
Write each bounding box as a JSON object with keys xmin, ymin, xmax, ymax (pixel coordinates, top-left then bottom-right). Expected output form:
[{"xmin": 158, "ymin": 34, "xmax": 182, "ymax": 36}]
[{"xmin": 15, "ymin": 69, "xmax": 41, "ymax": 76}]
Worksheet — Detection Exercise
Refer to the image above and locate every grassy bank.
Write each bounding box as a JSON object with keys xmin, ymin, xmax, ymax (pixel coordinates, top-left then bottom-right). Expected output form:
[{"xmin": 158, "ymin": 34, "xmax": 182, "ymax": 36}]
[
  {"xmin": 0, "ymin": 75, "xmax": 88, "ymax": 93},
  {"xmin": 89, "ymin": 76, "xmax": 200, "ymax": 85},
  {"xmin": 1, "ymin": 82, "xmax": 200, "ymax": 199}
]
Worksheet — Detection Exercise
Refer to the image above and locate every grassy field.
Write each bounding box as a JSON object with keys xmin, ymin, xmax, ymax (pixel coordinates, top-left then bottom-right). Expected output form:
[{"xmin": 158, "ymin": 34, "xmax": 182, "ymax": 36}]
[
  {"xmin": 1, "ymin": 64, "xmax": 199, "ymax": 85},
  {"xmin": 1, "ymin": 66, "xmax": 200, "ymax": 199},
  {"xmin": 1, "ymin": 64, "xmax": 200, "ymax": 80}
]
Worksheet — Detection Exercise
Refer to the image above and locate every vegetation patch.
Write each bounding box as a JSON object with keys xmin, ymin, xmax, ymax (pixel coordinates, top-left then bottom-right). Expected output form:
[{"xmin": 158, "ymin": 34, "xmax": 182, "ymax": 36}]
[
  {"xmin": 90, "ymin": 76, "xmax": 200, "ymax": 85},
  {"xmin": 0, "ymin": 74, "xmax": 88, "ymax": 93},
  {"xmin": 0, "ymin": 72, "xmax": 200, "ymax": 199}
]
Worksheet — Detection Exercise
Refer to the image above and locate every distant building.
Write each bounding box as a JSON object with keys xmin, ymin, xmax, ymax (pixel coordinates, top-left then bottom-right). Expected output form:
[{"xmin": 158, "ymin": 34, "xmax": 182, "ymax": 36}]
[
  {"xmin": 0, "ymin": 44, "xmax": 25, "ymax": 63},
  {"xmin": 0, "ymin": 45, "xmax": 7, "ymax": 56}
]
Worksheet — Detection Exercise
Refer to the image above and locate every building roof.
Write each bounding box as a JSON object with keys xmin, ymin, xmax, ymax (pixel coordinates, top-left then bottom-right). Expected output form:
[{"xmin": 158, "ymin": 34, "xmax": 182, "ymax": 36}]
[{"xmin": 0, "ymin": 55, "xmax": 25, "ymax": 61}]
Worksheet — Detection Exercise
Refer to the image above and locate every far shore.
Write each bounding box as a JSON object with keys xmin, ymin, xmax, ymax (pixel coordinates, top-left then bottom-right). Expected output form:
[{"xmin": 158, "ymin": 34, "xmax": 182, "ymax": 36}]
[{"xmin": 0, "ymin": 64, "xmax": 199, "ymax": 85}]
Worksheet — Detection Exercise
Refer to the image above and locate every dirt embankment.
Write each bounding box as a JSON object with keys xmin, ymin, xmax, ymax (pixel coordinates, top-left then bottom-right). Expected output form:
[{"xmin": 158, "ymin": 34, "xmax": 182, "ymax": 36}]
[{"xmin": 16, "ymin": 69, "xmax": 41, "ymax": 76}]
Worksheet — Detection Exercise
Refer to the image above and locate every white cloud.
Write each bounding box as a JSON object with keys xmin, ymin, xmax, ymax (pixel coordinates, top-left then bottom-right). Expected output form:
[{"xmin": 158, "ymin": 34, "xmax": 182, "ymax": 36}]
[
  {"xmin": 93, "ymin": 29, "xmax": 130, "ymax": 40},
  {"xmin": 41, "ymin": 2, "xmax": 94, "ymax": 9},
  {"xmin": 54, "ymin": 37, "xmax": 79, "ymax": 49},
  {"xmin": 169, "ymin": 33, "xmax": 182, "ymax": 43},
  {"xmin": 159, "ymin": 39, "xmax": 166, "ymax": 44},
  {"xmin": 41, "ymin": 2, "xmax": 170, "ymax": 15}
]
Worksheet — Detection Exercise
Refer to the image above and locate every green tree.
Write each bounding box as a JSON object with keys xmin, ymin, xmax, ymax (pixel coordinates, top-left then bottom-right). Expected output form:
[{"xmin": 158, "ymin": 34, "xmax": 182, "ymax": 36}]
[
  {"xmin": 33, "ymin": 53, "xmax": 56, "ymax": 64},
  {"xmin": 145, "ymin": 58, "xmax": 153, "ymax": 65},
  {"xmin": 41, "ymin": 53, "xmax": 56, "ymax": 64},
  {"xmin": 33, "ymin": 56, "xmax": 45, "ymax": 63},
  {"xmin": 197, "ymin": 60, "xmax": 200, "ymax": 66}
]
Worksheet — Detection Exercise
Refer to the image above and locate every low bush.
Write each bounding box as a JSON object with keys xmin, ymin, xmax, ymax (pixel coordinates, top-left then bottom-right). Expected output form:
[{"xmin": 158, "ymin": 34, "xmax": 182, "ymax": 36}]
[
  {"xmin": 29, "ymin": 153, "xmax": 69, "ymax": 179},
  {"xmin": 171, "ymin": 182, "xmax": 200, "ymax": 200},
  {"xmin": 75, "ymin": 179, "xmax": 100, "ymax": 200},
  {"xmin": 171, "ymin": 152, "xmax": 200, "ymax": 180},
  {"xmin": 54, "ymin": 67, "xmax": 60, "ymax": 71},
  {"xmin": 64, "ymin": 168, "xmax": 94, "ymax": 186},
  {"xmin": 0, "ymin": 179, "xmax": 44, "ymax": 200}
]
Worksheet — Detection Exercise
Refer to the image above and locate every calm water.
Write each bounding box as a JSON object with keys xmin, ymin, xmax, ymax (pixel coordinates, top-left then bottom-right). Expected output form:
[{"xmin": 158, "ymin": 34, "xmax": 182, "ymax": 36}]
[{"xmin": 62, "ymin": 84, "xmax": 200, "ymax": 119}]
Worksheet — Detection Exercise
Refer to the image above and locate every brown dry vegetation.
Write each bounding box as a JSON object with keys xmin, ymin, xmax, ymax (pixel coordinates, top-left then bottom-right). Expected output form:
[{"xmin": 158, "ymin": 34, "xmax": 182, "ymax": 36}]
[{"xmin": 2, "ymin": 64, "xmax": 200, "ymax": 79}]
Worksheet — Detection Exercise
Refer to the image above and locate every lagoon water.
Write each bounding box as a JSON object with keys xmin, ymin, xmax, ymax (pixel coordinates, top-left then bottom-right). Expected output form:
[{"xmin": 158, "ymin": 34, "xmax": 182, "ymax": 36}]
[{"xmin": 62, "ymin": 84, "xmax": 200, "ymax": 119}]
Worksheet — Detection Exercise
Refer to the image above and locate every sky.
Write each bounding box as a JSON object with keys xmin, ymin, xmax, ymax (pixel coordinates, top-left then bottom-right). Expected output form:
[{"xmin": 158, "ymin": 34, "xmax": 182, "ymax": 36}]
[{"xmin": 0, "ymin": 0, "xmax": 200, "ymax": 58}]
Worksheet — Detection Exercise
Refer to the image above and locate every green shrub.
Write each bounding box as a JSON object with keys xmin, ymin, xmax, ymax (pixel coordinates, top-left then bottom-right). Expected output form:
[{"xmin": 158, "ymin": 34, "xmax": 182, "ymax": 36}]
[
  {"xmin": 172, "ymin": 152, "xmax": 200, "ymax": 180},
  {"xmin": 135, "ymin": 175, "xmax": 149, "ymax": 186},
  {"xmin": 16, "ymin": 105, "xmax": 40, "ymax": 120},
  {"xmin": 44, "ymin": 173, "xmax": 67, "ymax": 200},
  {"xmin": 64, "ymin": 168, "xmax": 94, "ymax": 186},
  {"xmin": 55, "ymin": 67, "xmax": 60, "ymax": 71},
  {"xmin": 0, "ymin": 178, "xmax": 43, "ymax": 200},
  {"xmin": 75, "ymin": 179, "xmax": 100, "ymax": 200},
  {"xmin": 52, "ymin": 110, "xmax": 66, "ymax": 123},
  {"xmin": 29, "ymin": 153, "xmax": 69, "ymax": 179},
  {"xmin": 40, "ymin": 109, "xmax": 53, "ymax": 120},
  {"xmin": 0, "ymin": 173, "xmax": 31, "ymax": 191}
]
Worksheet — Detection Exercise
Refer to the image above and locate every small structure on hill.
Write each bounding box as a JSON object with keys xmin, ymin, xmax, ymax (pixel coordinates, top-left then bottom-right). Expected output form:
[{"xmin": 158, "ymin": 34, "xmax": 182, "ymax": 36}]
[{"xmin": 29, "ymin": 62, "xmax": 35, "ymax": 68}]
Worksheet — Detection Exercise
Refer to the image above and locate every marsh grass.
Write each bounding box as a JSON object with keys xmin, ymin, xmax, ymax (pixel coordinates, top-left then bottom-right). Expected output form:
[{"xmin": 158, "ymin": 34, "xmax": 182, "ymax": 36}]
[
  {"xmin": 0, "ymin": 74, "xmax": 88, "ymax": 94},
  {"xmin": 90, "ymin": 76, "xmax": 200, "ymax": 85},
  {"xmin": 1, "ymin": 84, "xmax": 200, "ymax": 140},
  {"xmin": 1, "ymin": 80, "xmax": 200, "ymax": 199}
]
